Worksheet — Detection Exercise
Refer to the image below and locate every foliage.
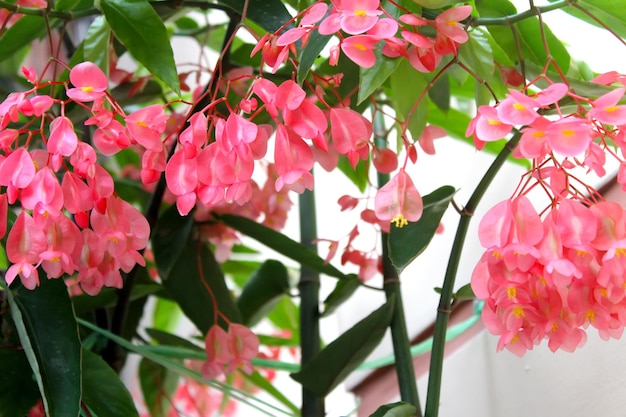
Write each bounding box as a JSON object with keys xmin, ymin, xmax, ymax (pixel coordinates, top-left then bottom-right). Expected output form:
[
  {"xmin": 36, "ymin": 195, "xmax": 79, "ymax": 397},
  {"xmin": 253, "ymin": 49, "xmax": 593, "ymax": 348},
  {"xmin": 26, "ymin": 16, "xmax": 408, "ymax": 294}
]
[{"xmin": 0, "ymin": 0, "xmax": 625, "ymax": 417}]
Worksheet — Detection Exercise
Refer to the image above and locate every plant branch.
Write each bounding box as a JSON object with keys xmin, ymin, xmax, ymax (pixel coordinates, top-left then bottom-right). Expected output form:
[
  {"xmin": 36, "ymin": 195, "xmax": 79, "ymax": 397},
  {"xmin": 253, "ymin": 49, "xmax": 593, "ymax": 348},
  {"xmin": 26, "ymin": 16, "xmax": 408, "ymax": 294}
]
[
  {"xmin": 298, "ymin": 185, "xmax": 325, "ymax": 417},
  {"xmin": 423, "ymin": 133, "xmax": 521, "ymax": 417},
  {"xmin": 374, "ymin": 113, "xmax": 422, "ymax": 415},
  {"xmin": 468, "ymin": 0, "xmax": 568, "ymax": 27}
]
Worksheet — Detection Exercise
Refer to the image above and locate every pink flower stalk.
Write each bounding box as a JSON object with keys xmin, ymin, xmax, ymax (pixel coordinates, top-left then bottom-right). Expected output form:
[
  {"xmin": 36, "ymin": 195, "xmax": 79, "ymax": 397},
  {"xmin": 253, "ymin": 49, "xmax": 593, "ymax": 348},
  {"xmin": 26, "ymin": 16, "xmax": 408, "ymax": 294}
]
[
  {"xmin": 374, "ymin": 169, "xmax": 423, "ymax": 228},
  {"xmin": 66, "ymin": 62, "xmax": 108, "ymax": 102}
]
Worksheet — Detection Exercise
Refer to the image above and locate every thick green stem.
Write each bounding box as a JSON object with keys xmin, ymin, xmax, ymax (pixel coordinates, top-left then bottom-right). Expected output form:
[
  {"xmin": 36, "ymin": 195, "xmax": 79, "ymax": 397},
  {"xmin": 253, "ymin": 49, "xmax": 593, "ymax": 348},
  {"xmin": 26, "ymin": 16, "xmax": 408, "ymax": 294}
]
[
  {"xmin": 469, "ymin": 0, "xmax": 569, "ymax": 27},
  {"xmin": 374, "ymin": 114, "xmax": 422, "ymax": 415},
  {"xmin": 423, "ymin": 133, "xmax": 521, "ymax": 417},
  {"xmin": 298, "ymin": 185, "xmax": 324, "ymax": 417}
]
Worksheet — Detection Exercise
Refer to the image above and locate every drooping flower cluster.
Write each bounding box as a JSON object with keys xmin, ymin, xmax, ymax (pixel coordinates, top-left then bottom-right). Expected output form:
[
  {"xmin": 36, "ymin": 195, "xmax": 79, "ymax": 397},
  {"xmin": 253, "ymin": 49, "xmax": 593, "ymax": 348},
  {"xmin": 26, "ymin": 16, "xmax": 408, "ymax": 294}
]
[
  {"xmin": 256, "ymin": 0, "xmax": 472, "ymax": 72},
  {"xmin": 0, "ymin": 63, "xmax": 150, "ymax": 294},
  {"xmin": 202, "ymin": 323, "xmax": 260, "ymax": 380},
  {"xmin": 472, "ymin": 196, "xmax": 626, "ymax": 356}
]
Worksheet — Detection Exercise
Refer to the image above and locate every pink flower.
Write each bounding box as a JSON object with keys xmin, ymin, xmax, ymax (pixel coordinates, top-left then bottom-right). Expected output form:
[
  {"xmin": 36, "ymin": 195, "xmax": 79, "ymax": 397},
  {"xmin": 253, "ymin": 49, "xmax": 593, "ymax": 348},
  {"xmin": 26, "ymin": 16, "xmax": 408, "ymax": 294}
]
[
  {"xmin": 590, "ymin": 88, "xmax": 626, "ymax": 125},
  {"xmin": 318, "ymin": 0, "xmax": 383, "ymax": 35},
  {"xmin": 330, "ymin": 107, "xmax": 372, "ymax": 168},
  {"xmin": 374, "ymin": 169, "xmax": 422, "ymax": 228},
  {"xmin": 66, "ymin": 62, "xmax": 108, "ymax": 102},
  {"xmin": 435, "ymin": 5, "xmax": 472, "ymax": 44},
  {"xmin": 340, "ymin": 35, "xmax": 379, "ymax": 68}
]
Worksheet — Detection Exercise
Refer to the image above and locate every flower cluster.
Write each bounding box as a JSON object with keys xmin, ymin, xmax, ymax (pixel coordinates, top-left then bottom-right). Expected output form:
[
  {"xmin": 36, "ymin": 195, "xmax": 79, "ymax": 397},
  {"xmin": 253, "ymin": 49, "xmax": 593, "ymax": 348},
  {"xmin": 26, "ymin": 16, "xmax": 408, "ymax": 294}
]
[
  {"xmin": 472, "ymin": 196, "xmax": 626, "ymax": 356},
  {"xmin": 0, "ymin": 64, "xmax": 150, "ymax": 293},
  {"xmin": 257, "ymin": 0, "xmax": 472, "ymax": 72},
  {"xmin": 202, "ymin": 323, "xmax": 259, "ymax": 380}
]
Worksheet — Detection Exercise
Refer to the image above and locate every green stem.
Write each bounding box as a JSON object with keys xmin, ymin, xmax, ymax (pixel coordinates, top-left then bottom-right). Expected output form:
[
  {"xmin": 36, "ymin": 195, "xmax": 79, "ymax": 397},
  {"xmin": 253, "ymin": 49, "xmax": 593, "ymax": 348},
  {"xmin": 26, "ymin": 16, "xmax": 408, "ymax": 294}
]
[
  {"xmin": 374, "ymin": 114, "xmax": 422, "ymax": 415},
  {"xmin": 423, "ymin": 133, "xmax": 521, "ymax": 417},
  {"xmin": 469, "ymin": 0, "xmax": 569, "ymax": 27},
  {"xmin": 298, "ymin": 185, "xmax": 324, "ymax": 417}
]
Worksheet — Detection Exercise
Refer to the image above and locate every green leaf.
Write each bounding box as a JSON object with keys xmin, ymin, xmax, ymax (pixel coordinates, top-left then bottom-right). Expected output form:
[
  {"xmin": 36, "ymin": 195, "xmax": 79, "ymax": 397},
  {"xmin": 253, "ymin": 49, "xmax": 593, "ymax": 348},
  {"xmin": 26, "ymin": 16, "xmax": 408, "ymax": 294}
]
[
  {"xmin": 215, "ymin": 0, "xmax": 293, "ymax": 32},
  {"xmin": 267, "ymin": 296, "xmax": 300, "ymax": 337},
  {"xmin": 237, "ymin": 260, "xmax": 291, "ymax": 326},
  {"xmin": 388, "ymin": 186, "xmax": 456, "ymax": 273},
  {"xmin": 297, "ymin": 31, "xmax": 332, "ymax": 84},
  {"xmin": 139, "ymin": 358, "xmax": 179, "ymax": 417},
  {"xmin": 152, "ymin": 204, "xmax": 195, "ymax": 280},
  {"xmin": 82, "ymin": 349, "xmax": 139, "ymax": 417},
  {"xmin": 358, "ymin": 49, "xmax": 402, "ymax": 104},
  {"xmin": 322, "ymin": 275, "xmax": 361, "ymax": 317},
  {"xmin": 0, "ymin": 347, "xmax": 40, "ymax": 417},
  {"xmin": 516, "ymin": 17, "xmax": 570, "ymax": 74},
  {"xmin": 454, "ymin": 283, "xmax": 476, "ymax": 301},
  {"xmin": 550, "ymin": 0, "xmax": 626, "ymax": 39},
  {"xmin": 428, "ymin": 73, "xmax": 450, "ymax": 111},
  {"xmin": 99, "ymin": 0, "xmax": 180, "ymax": 94},
  {"xmin": 146, "ymin": 328, "xmax": 204, "ymax": 351},
  {"xmin": 83, "ymin": 16, "xmax": 111, "ymax": 76},
  {"xmin": 71, "ymin": 283, "xmax": 163, "ymax": 315},
  {"xmin": 291, "ymin": 296, "xmax": 395, "ymax": 396},
  {"xmin": 54, "ymin": 0, "xmax": 92, "ymax": 11},
  {"xmin": 162, "ymin": 238, "xmax": 242, "ymax": 332},
  {"xmin": 0, "ymin": 16, "xmax": 49, "ymax": 63},
  {"xmin": 217, "ymin": 213, "xmax": 350, "ymax": 279},
  {"xmin": 389, "ymin": 59, "xmax": 429, "ymax": 141},
  {"xmin": 337, "ymin": 155, "xmax": 369, "ymax": 193},
  {"xmin": 7, "ymin": 278, "xmax": 81, "ymax": 417},
  {"xmin": 152, "ymin": 297, "xmax": 181, "ymax": 333},
  {"xmin": 369, "ymin": 402, "xmax": 417, "ymax": 417},
  {"xmin": 240, "ymin": 371, "xmax": 300, "ymax": 414}
]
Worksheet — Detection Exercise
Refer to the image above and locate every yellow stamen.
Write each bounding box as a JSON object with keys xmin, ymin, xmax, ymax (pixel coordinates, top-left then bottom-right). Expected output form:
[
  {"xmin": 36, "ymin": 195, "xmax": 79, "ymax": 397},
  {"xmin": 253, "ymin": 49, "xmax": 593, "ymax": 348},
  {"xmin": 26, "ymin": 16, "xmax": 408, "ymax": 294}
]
[
  {"xmin": 551, "ymin": 322, "xmax": 559, "ymax": 333},
  {"xmin": 137, "ymin": 121, "xmax": 149, "ymax": 128},
  {"xmin": 507, "ymin": 287, "xmax": 517, "ymax": 300},
  {"xmin": 391, "ymin": 214, "xmax": 408, "ymax": 228},
  {"xmin": 533, "ymin": 131, "xmax": 545, "ymax": 138},
  {"xmin": 585, "ymin": 309, "xmax": 595, "ymax": 323},
  {"xmin": 487, "ymin": 118, "xmax": 501, "ymax": 126},
  {"xmin": 509, "ymin": 333, "xmax": 520, "ymax": 345},
  {"xmin": 605, "ymin": 106, "xmax": 618, "ymax": 113},
  {"xmin": 513, "ymin": 103, "xmax": 526, "ymax": 111},
  {"xmin": 81, "ymin": 86, "xmax": 94, "ymax": 92},
  {"xmin": 561, "ymin": 129, "xmax": 575, "ymax": 137},
  {"xmin": 353, "ymin": 43, "xmax": 367, "ymax": 51},
  {"xmin": 492, "ymin": 250, "xmax": 503, "ymax": 260},
  {"xmin": 512, "ymin": 306, "xmax": 525, "ymax": 318},
  {"xmin": 354, "ymin": 9, "xmax": 366, "ymax": 17},
  {"xmin": 616, "ymin": 247, "xmax": 626, "ymax": 258}
]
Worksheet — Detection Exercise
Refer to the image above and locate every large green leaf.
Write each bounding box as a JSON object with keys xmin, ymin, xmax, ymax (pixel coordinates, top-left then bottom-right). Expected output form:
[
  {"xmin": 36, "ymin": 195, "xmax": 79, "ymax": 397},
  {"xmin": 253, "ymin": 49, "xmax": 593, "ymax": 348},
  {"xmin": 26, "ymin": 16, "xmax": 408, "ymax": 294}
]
[
  {"xmin": 237, "ymin": 259, "xmax": 291, "ymax": 326},
  {"xmin": 321, "ymin": 275, "xmax": 361, "ymax": 317},
  {"xmin": 82, "ymin": 349, "xmax": 139, "ymax": 417},
  {"xmin": 83, "ymin": 16, "xmax": 111, "ymax": 76},
  {"xmin": 389, "ymin": 59, "xmax": 429, "ymax": 142},
  {"xmin": 550, "ymin": 0, "xmax": 626, "ymax": 39},
  {"xmin": 0, "ymin": 347, "xmax": 40, "ymax": 417},
  {"xmin": 297, "ymin": 31, "xmax": 332, "ymax": 84},
  {"xmin": 217, "ymin": 213, "xmax": 350, "ymax": 279},
  {"xmin": 8, "ymin": 278, "xmax": 81, "ymax": 417},
  {"xmin": 369, "ymin": 402, "xmax": 417, "ymax": 417},
  {"xmin": 0, "ymin": 16, "xmax": 49, "ymax": 63},
  {"xmin": 152, "ymin": 204, "xmax": 195, "ymax": 280},
  {"xmin": 290, "ymin": 296, "xmax": 395, "ymax": 396},
  {"xmin": 99, "ymin": 0, "xmax": 180, "ymax": 94},
  {"xmin": 215, "ymin": 0, "xmax": 293, "ymax": 32},
  {"xmin": 358, "ymin": 49, "xmax": 402, "ymax": 105},
  {"xmin": 476, "ymin": 0, "xmax": 570, "ymax": 73},
  {"xmin": 337, "ymin": 155, "xmax": 370, "ymax": 193},
  {"xmin": 388, "ymin": 186, "xmax": 456, "ymax": 273},
  {"xmin": 162, "ymin": 238, "xmax": 242, "ymax": 332}
]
